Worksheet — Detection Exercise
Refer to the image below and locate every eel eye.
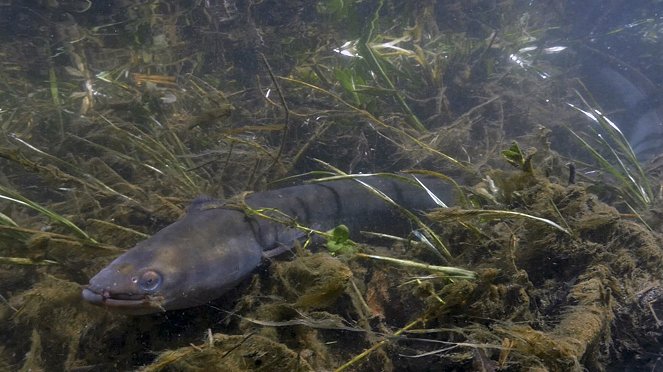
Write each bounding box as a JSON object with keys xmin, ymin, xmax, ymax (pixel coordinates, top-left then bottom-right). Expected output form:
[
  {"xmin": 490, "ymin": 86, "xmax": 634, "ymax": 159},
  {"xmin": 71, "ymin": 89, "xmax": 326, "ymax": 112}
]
[{"xmin": 138, "ymin": 270, "xmax": 162, "ymax": 292}]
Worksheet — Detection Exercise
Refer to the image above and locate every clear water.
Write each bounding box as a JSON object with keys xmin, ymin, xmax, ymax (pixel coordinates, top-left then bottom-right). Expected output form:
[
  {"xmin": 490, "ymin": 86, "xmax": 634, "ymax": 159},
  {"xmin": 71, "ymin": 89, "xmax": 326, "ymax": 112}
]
[{"xmin": 0, "ymin": 0, "xmax": 662, "ymax": 370}]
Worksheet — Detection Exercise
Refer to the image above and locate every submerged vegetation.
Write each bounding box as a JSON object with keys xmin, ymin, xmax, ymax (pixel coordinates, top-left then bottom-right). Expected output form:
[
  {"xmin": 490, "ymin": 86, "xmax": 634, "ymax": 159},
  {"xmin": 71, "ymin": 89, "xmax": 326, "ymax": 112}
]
[{"xmin": 1, "ymin": 0, "xmax": 663, "ymax": 370}]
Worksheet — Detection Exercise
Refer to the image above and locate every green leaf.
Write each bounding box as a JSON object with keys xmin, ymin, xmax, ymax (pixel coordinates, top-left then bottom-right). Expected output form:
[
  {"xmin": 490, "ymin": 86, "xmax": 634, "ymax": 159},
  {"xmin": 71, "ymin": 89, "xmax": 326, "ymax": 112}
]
[
  {"xmin": 502, "ymin": 142, "xmax": 524, "ymax": 168},
  {"xmin": 501, "ymin": 141, "xmax": 535, "ymax": 173},
  {"xmin": 325, "ymin": 224, "xmax": 355, "ymax": 254}
]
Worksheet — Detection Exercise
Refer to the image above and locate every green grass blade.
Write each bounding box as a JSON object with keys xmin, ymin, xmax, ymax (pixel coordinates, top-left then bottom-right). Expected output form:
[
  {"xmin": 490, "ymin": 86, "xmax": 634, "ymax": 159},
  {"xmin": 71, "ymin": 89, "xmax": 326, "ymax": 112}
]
[
  {"xmin": 0, "ymin": 188, "xmax": 96, "ymax": 243},
  {"xmin": 356, "ymin": 253, "xmax": 475, "ymax": 279}
]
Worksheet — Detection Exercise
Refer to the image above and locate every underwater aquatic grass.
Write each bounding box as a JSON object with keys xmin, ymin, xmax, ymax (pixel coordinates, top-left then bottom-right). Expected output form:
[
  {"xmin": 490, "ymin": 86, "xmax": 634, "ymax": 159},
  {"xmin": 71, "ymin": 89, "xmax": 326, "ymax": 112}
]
[
  {"xmin": 327, "ymin": 16, "xmax": 425, "ymax": 130},
  {"xmin": 280, "ymin": 76, "xmax": 468, "ymax": 171},
  {"xmin": 567, "ymin": 90, "xmax": 654, "ymax": 209},
  {"xmin": 428, "ymin": 208, "xmax": 571, "ymax": 236},
  {"xmin": 0, "ymin": 185, "xmax": 96, "ymax": 242},
  {"xmin": 406, "ymin": 169, "xmax": 471, "ymax": 207},
  {"xmin": 335, "ymin": 316, "xmax": 425, "ymax": 372},
  {"xmin": 326, "ymin": 0, "xmax": 488, "ymax": 138},
  {"xmin": 5, "ymin": 135, "xmax": 137, "ymax": 203},
  {"xmin": 69, "ymin": 134, "xmax": 169, "ymax": 178},
  {"xmin": 0, "ymin": 212, "xmax": 67, "ymax": 266},
  {"xmin": 0, "ymin": 211, "xmax": 17, "ymax": 226},
  {"xmin": 355, "ymin": 253, "xmax": 476, "ymax": 279},
  {"xmin": 0, "ymin": 256, "xmax": 58, "ymax": 266},
  {"xmin": 46, "ymin": 42, "xmax": 65, "ymax": 139},
  {"xmin": 97, "ymin": 115, "xmax": 202, "ymax": 194},
  {"xmin": 354, "ymin": 0, "xmax": 426, "ymax": 132},
  {"xmin": 568, "ymin": 129, "xmax": 652, "ymax": 208}
]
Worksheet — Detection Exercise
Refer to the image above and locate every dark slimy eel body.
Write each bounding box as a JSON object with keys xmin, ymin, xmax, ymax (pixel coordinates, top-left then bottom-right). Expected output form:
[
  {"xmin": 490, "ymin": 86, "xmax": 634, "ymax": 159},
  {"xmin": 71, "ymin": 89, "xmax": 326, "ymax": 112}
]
[{"xmin": 82, "ymin": 175, "xmax": 453, "ymax": 314}]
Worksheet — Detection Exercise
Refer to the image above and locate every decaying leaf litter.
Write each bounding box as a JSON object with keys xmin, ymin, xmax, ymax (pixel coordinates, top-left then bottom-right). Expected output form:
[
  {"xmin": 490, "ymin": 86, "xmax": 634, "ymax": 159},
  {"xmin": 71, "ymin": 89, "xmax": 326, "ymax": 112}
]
[{"xmin": 0, "ymin": 1, "xmax": 662, "ymax": 370}]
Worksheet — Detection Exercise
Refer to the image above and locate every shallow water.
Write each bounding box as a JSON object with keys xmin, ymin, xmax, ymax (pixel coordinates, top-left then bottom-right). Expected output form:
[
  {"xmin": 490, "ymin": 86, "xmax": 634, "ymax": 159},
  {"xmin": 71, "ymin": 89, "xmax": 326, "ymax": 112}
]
[{"xmin": 0, "ymin": 0, "xmax": 662, "ymax": 370}]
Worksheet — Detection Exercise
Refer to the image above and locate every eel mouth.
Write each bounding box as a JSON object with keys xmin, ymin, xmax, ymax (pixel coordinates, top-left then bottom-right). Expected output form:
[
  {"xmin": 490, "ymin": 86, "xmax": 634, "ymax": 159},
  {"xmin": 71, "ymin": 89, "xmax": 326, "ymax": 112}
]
[{"xmin": 82, "ymin": 287, "xmax": 165, "ymax": 314}]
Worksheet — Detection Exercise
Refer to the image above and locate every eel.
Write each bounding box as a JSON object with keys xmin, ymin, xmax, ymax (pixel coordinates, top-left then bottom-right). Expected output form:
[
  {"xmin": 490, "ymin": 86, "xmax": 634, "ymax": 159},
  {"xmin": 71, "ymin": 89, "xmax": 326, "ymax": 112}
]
[{"xmin": 82, "ymin": 174, "xmax": 453, "ymax": 314}]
